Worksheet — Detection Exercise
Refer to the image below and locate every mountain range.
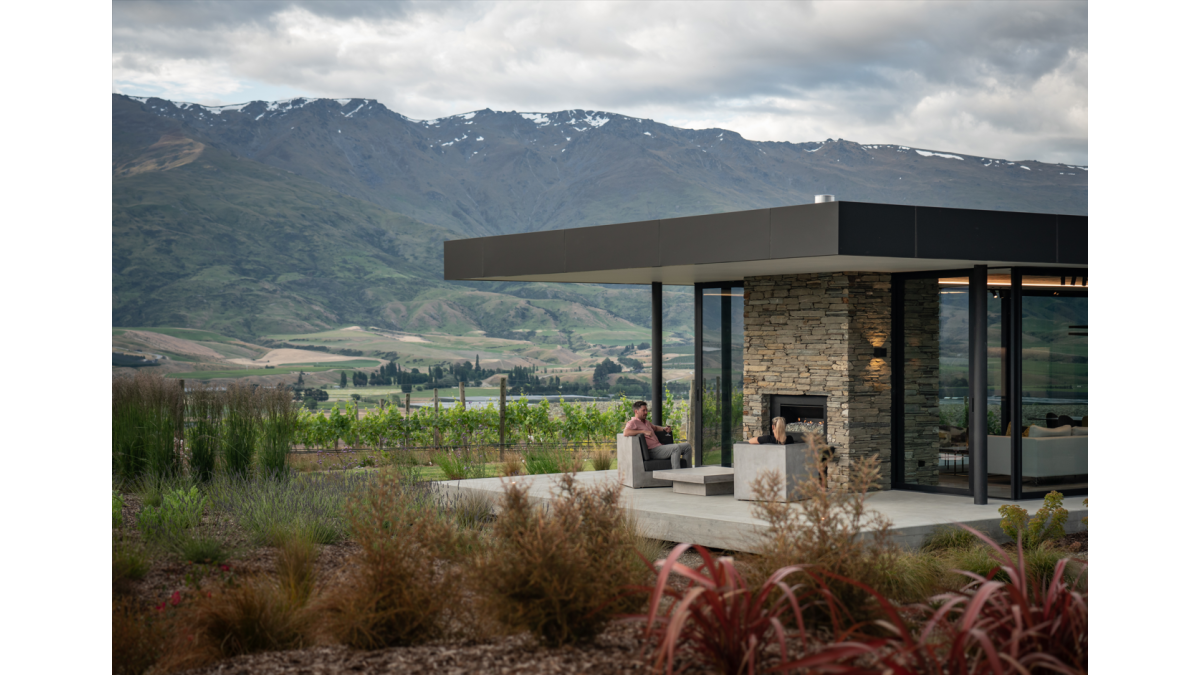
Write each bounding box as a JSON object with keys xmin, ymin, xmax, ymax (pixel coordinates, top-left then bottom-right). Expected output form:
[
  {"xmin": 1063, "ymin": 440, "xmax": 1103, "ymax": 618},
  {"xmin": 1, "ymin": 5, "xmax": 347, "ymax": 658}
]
[{"xmin": 112, "ymin": 94, "xmax": 1087, "ymax": 340}]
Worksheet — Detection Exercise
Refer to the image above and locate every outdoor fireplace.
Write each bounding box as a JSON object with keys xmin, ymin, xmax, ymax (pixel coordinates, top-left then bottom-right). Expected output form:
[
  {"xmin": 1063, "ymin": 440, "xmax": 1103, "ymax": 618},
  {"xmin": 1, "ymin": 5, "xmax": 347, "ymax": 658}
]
[{"xmin": 769, "ymin": 394, "xmax": 827, "ymax": 441}]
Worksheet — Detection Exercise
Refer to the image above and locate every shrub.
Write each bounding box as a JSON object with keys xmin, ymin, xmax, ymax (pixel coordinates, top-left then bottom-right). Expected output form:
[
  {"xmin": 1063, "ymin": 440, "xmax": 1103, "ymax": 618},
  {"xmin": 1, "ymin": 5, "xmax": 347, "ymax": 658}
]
[
  {"xmin": 187, "ymin": 382, "xmax": 224, "ymax": 483},
  {"xmin": 524, "ymin": 446, "xmax": 582, "ymax": 474},
  {"xmin": 472, "ymin": 474, "xmax": 646, "ymax": 646},
  {"xmin": 940, "ymin": 539, "xmax": 1085, "ymax": 590},
  {"xmin": 113, "ymin": 538, "xmax": 150, "ymax": 589},
  {"xmin": 637, "ymin": 543, "xmax": 884, "ymax": 675},
  {"xmin": 260, "ymin": 385, "xmax": 299, "ymax": 475},
  {"xmin": 446, "ymin": 488, "xmax": 494, "ymax": 532},
  {"xmin": 161, "ymin": 578, "xmax": 310, "ymax": 672},
  {"xmin": 113, "ymin": 490, "xmax": 125, "ymax": 529},
  {"xmin": 113, "ymin": 597, "xmax": 171, "ymax": 675},
  {"xmin": 433, "ymin": 449, "xmax": 486, "ymax": 480},
  {"xmin": 498, "ymin": 451, "xmax": 524, "ymax": 477},
  {"xmin": 999, "ymin": 491, "xmax": 1069, "ymax": 548},
  {"xmin": 590, "ymin": 447, "xmax": 614, "ymax": 471},
  {"xmin": 223, "ymin": 383, "xmax": 260, "ymax": 475},
  {"xmin": 921, "ymin": 525, "xmax": 979, "ymax": 552},
  {"xmin": 137, "ymin": 485, "xmax": 207, "ymax": 543},
  {"xmin": 172, "ymin": 531, "xmax": 232, "ymax": 565},
  {"xmin": 743, "ymin": 434, "xmax": 904, "ymax": 627},
  {"xmin": 320, "ymin": 473, "xmax": 468, "ymax": 648},
  {"xmin": 876, "ymin": 525, "xmax": 1088, "ymax": 674},
  {"xmin": 113, "ymin": 372, "xmax": 184, "ymax": 482},
  {"xmin": 208, "ymin": 471, "xmax": 368, "ymax": 546}
]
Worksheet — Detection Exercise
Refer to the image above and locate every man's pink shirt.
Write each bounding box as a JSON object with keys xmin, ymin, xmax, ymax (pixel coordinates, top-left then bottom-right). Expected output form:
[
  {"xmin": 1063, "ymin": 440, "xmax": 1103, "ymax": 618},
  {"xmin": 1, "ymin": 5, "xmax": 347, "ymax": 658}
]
[{"xmin": 624, "ymin": 417, "xmax": 661, "ymax": 449}]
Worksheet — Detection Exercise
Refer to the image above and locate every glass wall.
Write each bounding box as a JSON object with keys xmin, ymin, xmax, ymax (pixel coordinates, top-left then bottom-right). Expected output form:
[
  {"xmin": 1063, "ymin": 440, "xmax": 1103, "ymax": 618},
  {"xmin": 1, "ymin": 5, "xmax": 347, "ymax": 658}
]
[
  {"xmin": 697, "ymin": 285, "xmax": 744, "ymax": 466},
  {"xmin": 1017, "ymin": 279, "xmax": 1088, "ymax": 495},
  {"xmin": 895, "ymin": 269, "xmax": 1087, "ymax": 499}
]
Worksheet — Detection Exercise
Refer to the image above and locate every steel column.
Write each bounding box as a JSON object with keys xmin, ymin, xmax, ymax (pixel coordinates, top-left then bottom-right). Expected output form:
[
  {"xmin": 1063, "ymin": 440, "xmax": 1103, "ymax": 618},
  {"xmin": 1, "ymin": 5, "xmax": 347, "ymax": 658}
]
[
  {"xmin": 693, "ymin": 284, "xmax": 705, "ymax": 465},
  {"xmin": 652, "ymin": 281, "xmax": 663, "ymax": 426},
  {"xmin": 1009, "ymin": 268, "xmax": 1024, "ymax": 500},
  {"xmin": 721, "ymin": 286, "xmax": 732, "ymax": 466},
  {"xmin": 969, "ymin": 265, "xmax": 989, "ymax": 504}
]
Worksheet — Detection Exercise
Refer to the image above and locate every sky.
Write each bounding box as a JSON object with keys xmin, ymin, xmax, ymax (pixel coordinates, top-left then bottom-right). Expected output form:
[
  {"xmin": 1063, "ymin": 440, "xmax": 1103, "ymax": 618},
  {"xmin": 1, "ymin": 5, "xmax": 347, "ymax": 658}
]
[{"xmin": 112, "ymin": 0, "xmax": 1088, "ymax": 165}]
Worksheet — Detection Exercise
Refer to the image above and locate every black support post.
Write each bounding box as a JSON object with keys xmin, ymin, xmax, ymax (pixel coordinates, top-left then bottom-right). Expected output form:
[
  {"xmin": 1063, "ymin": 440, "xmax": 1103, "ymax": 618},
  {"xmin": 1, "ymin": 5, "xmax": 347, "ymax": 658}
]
[
  {"xmin": 721, "ymin": 286, "xmax": 732, "ymax": 466},
  {"xmin": 694, "ymin": 284, "xmax": 705, "ymax": 465},
  {"xmin": 652, "ymin": 281, "xmax": 663, "ymax": 426},
  {"xmin": 1009, "ymin": 268, "xmax": 1024, "ymax": 500},
  {"xmin": 969, "ymin": 265, "xmax": 989, "ymax": 504}
]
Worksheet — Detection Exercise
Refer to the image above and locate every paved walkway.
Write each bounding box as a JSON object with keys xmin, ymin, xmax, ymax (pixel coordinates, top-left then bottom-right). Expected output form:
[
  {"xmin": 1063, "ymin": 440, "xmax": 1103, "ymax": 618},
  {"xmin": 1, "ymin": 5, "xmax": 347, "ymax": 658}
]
[{"xmin": 438, "ymin": 470, "xmax": 1087, "ymax": 551}]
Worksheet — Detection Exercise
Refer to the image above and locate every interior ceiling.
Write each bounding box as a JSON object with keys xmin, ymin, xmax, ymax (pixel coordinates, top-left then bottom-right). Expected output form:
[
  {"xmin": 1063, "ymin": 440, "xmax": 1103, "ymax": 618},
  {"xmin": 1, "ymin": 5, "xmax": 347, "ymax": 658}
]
[{"xmin": 473, "ymin": 255, "xmax": 1088, "ymax": 286}]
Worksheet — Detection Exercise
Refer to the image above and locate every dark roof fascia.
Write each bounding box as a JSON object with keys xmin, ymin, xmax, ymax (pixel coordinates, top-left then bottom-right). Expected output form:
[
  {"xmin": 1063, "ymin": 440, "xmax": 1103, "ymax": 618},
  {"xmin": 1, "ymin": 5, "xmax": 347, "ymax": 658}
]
[{"xmin": 442, "ymin": 201, "xmax": 1088, "ymax": 281}]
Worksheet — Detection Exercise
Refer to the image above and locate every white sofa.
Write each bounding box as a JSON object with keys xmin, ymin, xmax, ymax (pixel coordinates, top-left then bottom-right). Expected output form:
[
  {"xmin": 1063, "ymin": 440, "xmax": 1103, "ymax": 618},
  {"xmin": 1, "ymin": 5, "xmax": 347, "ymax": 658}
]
[{"xmin": 986, "ymin": 434, "xmax": 1088, "ymax": 479}]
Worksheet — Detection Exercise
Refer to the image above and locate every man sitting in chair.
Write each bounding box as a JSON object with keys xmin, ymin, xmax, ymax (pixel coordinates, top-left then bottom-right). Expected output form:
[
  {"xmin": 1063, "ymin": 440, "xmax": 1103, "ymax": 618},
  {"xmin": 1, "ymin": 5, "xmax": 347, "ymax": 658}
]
[{"xmin": 623, "ymin": 400, "xmax": 693, "ymax": 470}]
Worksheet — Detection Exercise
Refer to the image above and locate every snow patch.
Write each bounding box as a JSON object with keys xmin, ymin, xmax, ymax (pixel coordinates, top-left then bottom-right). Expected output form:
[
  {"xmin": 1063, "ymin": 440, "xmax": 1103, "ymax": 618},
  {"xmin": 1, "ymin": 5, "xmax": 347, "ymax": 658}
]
[
  {"xmin": 1020, "ymin": 166, "xmax": 1031, "ymax": 171},
  {"xmin": 336, "ymin": 98, "xmax": 352, "ymax": 106},
  {"xmin": 644, "ymin": 132, "xmax": 652, "ymax": 137},
  {"xmin": 343, "ymin": 103, "xmax": 365, "ymax": 117},
  {"xmin": 458, "ymin": 111, "xmax": 477, "ymax": 120},
  {"xmin": 520, "ymin": 113, "xmax": 552, "ymax": 127},
  {"xmin": 475, "ymin": 136, "xmax": 484, "ymax": 141},
  {"xmin": 915, "ymin": 150, "xmax": 964, "ymax": 160}
]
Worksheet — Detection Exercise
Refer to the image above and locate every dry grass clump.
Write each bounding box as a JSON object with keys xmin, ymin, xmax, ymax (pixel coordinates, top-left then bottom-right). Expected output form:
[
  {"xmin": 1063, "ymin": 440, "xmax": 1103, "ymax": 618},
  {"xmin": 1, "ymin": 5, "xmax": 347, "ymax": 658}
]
[
  {"xmin": 744, "ymin": 434, "xmax": 939, "ymax": 626},
  {"xmin": 317, "ymin": 474, "xmax": 470, "ymax": 648},
  {"xmin": 499, "ymin": 451, "xmax": 525, "ymax": 477},
  {"xmin": 471, "ymin": 474, "xmax": 647, "ymax": 646},
  {"xmin": 590, "ymin": 447, "xmax": 614, "ymax": 471},
  {"xmin": 157, "ymin": 533, "xmax": 319, "ymax": 672},
  {"xmin": 113, "ymin": 597, "xmax": 172, "ymax": 675}
]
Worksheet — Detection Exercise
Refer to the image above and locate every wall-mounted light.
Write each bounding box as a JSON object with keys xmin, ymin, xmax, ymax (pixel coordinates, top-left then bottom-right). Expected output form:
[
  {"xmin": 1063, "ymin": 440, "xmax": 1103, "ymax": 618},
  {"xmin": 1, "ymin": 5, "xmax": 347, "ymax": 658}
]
[{"xmin": 873, "ymin": 347, "xmax": 887, "ymax": 358}]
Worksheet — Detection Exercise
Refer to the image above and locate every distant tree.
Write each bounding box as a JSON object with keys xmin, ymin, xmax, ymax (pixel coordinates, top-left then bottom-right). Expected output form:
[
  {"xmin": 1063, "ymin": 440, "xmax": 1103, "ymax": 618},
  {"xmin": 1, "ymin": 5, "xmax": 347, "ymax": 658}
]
[
  {"xmin": 592, "ymin": 358, "xmax": 623, "ymax": 387},
  {"xmin": 475, "ymin": 354, "xmax": 480, "ymax": 372},
  {"xmin": 637, "ymin": 342, "xmax": 650, "ymax": 350},
  {"xmin": 296, "ymin": 371, "xmax": 305, "ymax": 386},
  {"xmin": 303, "ymin": 397, "xmax": 318, "ymax": 411},
  {"xmin": 340, "ymin": 371, "xmax": 348, "ymax": 387},
  {"xmin": 350, "ymin": 393, "xmax": 362, "ymax": 403}
]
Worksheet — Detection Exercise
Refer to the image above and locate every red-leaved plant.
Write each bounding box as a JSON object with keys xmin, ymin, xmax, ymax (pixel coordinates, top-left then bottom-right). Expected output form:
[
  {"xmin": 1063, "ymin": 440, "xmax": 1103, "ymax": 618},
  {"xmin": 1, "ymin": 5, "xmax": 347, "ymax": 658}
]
[
  {"xmin": 634, "ymin": 542, "xmax": 890, "ymax": 675},
  {"xmin": 786, "ymin": 525, "xmax": 1087, "ymax": 675}
]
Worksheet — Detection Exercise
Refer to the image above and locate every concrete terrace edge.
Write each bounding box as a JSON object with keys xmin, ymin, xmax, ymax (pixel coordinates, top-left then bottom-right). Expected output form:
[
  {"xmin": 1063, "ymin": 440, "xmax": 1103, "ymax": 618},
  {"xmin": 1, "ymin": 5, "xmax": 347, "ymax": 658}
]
[{"xmin": 436, "ymin": 471, "xmax": 1088, "ymax": 552}]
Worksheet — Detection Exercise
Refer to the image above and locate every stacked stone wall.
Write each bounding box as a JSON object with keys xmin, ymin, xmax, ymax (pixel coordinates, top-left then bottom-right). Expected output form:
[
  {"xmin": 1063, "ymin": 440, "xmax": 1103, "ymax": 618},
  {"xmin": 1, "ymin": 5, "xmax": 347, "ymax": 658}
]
[
  {"xmin": 743, "ymin": 273, "xmax": 892, "ymax": 490},
  {"xmin": 901, "ymin": 279, "xmax": 941, "ymax": 485}
]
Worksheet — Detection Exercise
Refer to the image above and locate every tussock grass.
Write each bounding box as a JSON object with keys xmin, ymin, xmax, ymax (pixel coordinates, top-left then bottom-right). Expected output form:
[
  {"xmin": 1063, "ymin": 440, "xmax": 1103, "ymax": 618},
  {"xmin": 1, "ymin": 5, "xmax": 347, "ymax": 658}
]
[
  {"xmin": 471, "ymin": 474, "xmax": 647, "ymax": 646},
  {"xmin": 590, "ymin": 447, "xmax": 614, "ymax": 471},
  {"xmin": 921, "ymin": 525, "xmax": 980, "ymax": 552},
  {"xmin": 319, "ymin": 474, "xmax": 470, "ymax": 648},
  {"xmin": 743, "ymin": 434, "xmax": 926, "ymax": 626},
  {"xmin": 208, "ymin": 471, "xmax": 370, "ymax": 546},
  {"xmin": 112, "ymin": 597, "xmax": 171, "ymax": 675}
]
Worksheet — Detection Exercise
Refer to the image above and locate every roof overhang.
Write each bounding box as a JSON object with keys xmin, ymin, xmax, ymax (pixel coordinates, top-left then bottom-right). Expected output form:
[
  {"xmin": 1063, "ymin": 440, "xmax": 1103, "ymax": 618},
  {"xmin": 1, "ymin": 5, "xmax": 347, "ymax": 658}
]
[{"xmin": 443, "ymin": 201, "xmax": 1087, "ymax": 285}]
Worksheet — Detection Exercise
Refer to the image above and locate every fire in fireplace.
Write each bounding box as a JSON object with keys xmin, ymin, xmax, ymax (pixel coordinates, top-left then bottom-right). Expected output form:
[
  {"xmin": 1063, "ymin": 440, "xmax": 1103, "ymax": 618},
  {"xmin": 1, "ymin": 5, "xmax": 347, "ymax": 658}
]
[{"xmin": 770, "ymin": 394, "xmax": 828, "ymax": 441}]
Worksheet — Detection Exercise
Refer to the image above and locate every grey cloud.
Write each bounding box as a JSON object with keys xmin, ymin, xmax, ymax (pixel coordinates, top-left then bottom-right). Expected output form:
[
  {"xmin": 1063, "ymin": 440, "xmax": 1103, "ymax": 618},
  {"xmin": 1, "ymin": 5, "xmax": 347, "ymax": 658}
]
[{"xmin": 112, "ymin": 0, "xmax": 1087, "ymax": 164}]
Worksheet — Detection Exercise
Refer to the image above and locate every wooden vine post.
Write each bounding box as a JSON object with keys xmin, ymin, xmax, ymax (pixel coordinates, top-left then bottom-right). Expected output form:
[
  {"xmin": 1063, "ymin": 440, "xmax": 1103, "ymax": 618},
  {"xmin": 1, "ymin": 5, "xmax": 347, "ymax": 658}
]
[
  {"xmin": 499, "ymin": 376, "xmax": 507, "ymax": 450},
  {"xmin": 433, "ymin": 388, "xmax": 440, "ymax": 448}
]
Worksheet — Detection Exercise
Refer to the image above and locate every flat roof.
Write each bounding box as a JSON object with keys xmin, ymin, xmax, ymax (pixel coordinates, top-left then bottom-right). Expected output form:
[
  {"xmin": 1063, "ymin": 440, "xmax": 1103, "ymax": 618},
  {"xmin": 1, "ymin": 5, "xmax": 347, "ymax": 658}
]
[{"xmin": 443, "ymin": 201, "xmax": 1087, "ymax": 285}]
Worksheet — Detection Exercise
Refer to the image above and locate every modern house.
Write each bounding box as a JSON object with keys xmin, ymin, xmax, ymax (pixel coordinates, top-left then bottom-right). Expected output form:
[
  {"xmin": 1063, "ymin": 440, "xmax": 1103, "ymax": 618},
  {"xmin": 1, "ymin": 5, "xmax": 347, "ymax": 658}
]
[{"xmin": 443, "ymin": 199, "xmax": 1087, "ymax": 504}]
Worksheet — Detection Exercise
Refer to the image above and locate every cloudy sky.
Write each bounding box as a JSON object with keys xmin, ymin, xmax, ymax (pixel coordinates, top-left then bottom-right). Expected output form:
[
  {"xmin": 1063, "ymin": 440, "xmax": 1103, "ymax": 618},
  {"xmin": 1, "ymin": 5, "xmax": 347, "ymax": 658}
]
[{"xmin": 112, "ymin": 0, "xmax": 1088, "ymax": 165}]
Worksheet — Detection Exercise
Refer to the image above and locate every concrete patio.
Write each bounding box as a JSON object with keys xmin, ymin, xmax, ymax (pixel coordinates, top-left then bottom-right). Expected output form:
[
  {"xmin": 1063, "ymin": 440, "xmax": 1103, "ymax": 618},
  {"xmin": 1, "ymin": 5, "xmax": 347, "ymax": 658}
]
[{"xmin": 438, "ymin": 470, "xmax": 1088, "ymax": 552}]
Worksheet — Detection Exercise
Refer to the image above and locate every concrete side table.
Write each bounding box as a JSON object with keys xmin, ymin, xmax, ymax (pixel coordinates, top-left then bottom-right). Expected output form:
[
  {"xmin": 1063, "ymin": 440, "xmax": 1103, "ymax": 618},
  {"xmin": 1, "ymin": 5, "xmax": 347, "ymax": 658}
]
[
  {"xmin": 651, "ymin": 466, "xmax": 736, "ymax": 496},
  {"xmin": 733, "ymin": 442, "xmax": 815, "ymax": 502}
]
